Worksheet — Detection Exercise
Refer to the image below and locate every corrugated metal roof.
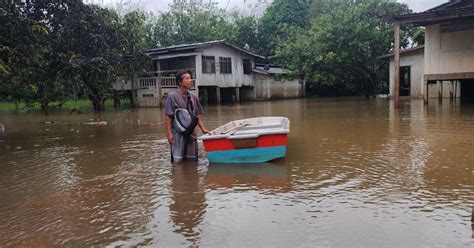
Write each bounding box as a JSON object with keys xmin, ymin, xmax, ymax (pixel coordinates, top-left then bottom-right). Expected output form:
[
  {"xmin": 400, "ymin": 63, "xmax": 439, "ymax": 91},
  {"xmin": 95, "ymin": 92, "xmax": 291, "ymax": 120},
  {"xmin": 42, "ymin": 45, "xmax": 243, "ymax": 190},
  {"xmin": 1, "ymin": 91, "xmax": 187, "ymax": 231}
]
[
  {"xmin": 380, "ymin": 0, "xmax": 474, "ymax": 25},
  {"xmin": 376, "ymin": 45, "xmax": 424, "ymax": 60},
  {"xmin": 426, "ymin": 0, "xmax": 473, "ymax": 12},
  {"xmin": 147, "ymin": 40, "xmax": 264, "ymax": 59},
  {"xmin": 253, "ymin": 66, "xmax": 289, "ymax": 75}
]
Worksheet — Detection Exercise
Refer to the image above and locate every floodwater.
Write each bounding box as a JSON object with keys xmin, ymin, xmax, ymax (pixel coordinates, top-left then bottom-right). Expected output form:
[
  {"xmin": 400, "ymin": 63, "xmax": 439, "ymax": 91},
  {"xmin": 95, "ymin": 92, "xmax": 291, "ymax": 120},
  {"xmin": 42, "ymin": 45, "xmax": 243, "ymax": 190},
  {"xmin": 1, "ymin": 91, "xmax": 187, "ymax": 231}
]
[{"xmin": 0, "ymin": 98, "xmax": 473, "ymax": 247}]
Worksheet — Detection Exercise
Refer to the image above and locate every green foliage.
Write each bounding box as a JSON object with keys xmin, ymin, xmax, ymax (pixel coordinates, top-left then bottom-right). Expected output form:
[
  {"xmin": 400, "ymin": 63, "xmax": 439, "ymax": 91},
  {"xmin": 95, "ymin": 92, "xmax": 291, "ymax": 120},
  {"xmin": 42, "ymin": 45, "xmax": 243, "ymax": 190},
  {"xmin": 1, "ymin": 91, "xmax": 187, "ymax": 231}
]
[
  {"xmin": 0, "ymin": 98, "xmax": 130, "ymax": 111},
  {"xmin": 228, "ymin": 14, "xmax": 259, "ymax": 52},
  {"xmin": 154, "ymin": 0, "xmax": 233, "ymax": 46},
  {"xmin": 0, "ymin": 1, "xmax": 72, "ymax": 113},
  {"xmin": 308, "ymin": 0, "xmax": 348, "ymax": 19},
  {"xmin": 411, "ymin": 26, "xmax": 425, "ymax": 46},
  {"xmin": 277, "ymin": 0, "xmax": 412, "ymax": 96},
  {"xmin": 118, "ymin": 10, "xmax": 154, "ymax": 107},
  {"xmin": 257, "ymin": 0, "xmax": 310, "ymax": 56},
  {"xmin": 0, "ymin": 1, "xmax": 165, "ymax": 113}
]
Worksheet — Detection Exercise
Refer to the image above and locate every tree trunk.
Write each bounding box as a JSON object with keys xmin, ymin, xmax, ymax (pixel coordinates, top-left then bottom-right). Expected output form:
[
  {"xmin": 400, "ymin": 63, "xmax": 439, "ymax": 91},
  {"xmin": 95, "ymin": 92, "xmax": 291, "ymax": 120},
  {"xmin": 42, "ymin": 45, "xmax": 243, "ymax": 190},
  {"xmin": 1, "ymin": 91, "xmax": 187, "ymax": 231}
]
[
  {"xmin": 101, "ymin": 96, "xmax": 106, "ymax": 111},
  {"xmin": 41, "ymin": 98, "xmax": 49, "ymax": 115},
  {"xmin": 365, "ymin": 72, "xmax": 377, "ymax": 99},
  {"xmin": 113, "ymin": 90, "xmax": 120, "ymax": 109},
  {"xmin": 89, "ymin": 94, "xmax": 105, "ymax": 112}
]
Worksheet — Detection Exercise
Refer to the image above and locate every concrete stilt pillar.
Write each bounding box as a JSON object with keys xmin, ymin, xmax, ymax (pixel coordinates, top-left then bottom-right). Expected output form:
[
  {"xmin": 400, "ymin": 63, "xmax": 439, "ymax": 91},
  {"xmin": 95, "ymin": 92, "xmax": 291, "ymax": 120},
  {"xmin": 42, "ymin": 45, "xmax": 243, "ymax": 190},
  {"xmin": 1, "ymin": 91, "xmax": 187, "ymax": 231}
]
[
  {"xmin": 450, "ymin": 80, "xmax": 454, "ymax": 101},
  {"xmin": 235, "ymin": 87, "xmax": 240, "ymax": 103},
  {"xmin": 454, "ymin": 81, "xmax": 458, "ymax": 99},
  {"xmin": 267, "ymin": 81, "xmax": 271, "ymax": 100},
  {"xmin": 438, "ymin": 81, "xmax": 443, "ymax": 103},
  {"xmin": 253, "ymin": 86, "xmax": 257, "ymax": 101},
  {"xmin": 424, "ymin": 80, "xmax": 429, "ymax": 104},
  {"xmin": 216, "ymin": 86, "xmax": 221, "ymax": 104}
]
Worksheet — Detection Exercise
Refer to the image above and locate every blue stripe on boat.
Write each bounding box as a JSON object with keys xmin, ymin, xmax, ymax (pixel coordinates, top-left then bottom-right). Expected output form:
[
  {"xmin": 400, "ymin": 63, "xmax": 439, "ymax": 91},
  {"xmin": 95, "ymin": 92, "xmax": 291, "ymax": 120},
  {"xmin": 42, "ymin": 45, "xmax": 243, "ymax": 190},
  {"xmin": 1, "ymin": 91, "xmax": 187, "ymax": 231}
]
[{"xmin": 206, "ymin": 146, "xmax": 287, "ymax": 163}]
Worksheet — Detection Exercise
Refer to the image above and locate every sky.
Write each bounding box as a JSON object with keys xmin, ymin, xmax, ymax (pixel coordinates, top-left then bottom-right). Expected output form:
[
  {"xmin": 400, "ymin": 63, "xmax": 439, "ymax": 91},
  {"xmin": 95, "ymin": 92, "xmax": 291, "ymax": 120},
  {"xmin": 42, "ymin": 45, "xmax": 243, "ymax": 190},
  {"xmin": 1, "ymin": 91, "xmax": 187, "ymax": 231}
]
[
  {"xmin": 95, "ymin": 0, "xmax": 449, "ymax": 14},
  {"xmin": 398, "ymin": 0, "xmax": 447, "ymax": 12}
]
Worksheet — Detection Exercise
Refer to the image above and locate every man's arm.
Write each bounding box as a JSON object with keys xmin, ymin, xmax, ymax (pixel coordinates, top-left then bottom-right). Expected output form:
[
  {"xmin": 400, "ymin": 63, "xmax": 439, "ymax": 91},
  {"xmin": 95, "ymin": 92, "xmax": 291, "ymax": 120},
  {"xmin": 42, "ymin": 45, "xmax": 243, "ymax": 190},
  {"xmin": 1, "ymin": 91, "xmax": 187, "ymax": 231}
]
[
  {"xmin": 197, "ymin": 115, "xmax": 210, "ymax": 134},
  {"xmin": 166, "ymin": 115, "xmax": 174, "ymax": 144}
]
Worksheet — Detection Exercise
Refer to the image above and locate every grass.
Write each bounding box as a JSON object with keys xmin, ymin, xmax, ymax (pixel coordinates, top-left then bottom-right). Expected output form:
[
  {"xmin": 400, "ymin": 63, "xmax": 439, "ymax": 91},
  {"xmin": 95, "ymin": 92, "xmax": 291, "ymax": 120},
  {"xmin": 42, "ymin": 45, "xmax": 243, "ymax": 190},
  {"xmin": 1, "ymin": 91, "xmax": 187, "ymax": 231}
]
[
  {"xmin": 0, "ymin": 98, "xmax": 131, "ymax": 111},
  {"xmin": 0, "ymin": 102, "xmax": 36, "ymax": 110}
]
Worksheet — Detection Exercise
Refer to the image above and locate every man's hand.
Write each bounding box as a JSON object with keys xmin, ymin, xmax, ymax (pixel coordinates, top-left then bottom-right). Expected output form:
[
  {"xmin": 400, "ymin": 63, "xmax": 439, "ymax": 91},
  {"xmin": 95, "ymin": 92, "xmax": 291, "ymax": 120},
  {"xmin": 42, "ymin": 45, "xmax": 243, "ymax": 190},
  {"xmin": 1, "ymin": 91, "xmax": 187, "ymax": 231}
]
[
  {"xmin": 165, "ymin": 115, "xmax": 174, "ymax": 144},
  {"xmin": 201, "ymin": 128, "xmax": 211, "ymax": 135},
  {"xmin": 167, "ymin": 131, "xmax": 175, "ymax": 144}
]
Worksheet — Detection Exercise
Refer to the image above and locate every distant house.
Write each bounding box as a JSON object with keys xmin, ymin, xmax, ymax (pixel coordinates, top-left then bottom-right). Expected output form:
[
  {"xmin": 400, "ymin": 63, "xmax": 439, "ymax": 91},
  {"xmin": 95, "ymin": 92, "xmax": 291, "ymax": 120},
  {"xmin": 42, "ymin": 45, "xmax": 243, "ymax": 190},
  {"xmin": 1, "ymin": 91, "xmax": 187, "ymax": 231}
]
[
  {"xmin": 253, "ymin": 64, "xmax": 305, "ymax": 100},
  {"xmin": 378, "ymin": 46, "xmax": 426, "ymax": 98},
  {"xmin": 113, "ymin": 40, "xmax": 305, "ymax": 107},
  {"xmin": 381, "ymin": 0, "xmax": 474, "ymax": 102}
]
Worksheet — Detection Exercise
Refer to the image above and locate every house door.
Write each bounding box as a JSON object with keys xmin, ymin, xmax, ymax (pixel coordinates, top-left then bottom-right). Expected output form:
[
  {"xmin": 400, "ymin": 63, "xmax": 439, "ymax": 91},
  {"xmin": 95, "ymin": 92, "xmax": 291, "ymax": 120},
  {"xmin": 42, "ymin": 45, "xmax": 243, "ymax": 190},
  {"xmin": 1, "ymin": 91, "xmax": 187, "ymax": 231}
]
[{"xmin": 400, "ymin": 66, "xmax": 410, "ymax": 96}]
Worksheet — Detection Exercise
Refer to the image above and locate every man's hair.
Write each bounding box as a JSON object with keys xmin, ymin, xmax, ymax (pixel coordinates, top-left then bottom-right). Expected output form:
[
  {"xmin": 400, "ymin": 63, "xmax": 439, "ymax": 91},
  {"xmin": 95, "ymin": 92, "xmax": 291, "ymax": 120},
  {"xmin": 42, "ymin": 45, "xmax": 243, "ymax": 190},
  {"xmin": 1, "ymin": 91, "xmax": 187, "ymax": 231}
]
[{"xmin": 176, "ymin": 71, "xmax": 190, "ymax": 86}]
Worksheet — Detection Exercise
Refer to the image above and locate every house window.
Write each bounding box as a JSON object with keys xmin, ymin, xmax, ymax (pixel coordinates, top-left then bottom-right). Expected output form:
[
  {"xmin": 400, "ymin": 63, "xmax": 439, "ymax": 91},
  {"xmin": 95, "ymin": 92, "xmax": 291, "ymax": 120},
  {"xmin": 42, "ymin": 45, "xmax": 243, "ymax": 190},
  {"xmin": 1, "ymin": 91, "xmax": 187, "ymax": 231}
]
[
  {"xmin": 202, "ymin": 56, "xmax": 215, "ymax": 74},
  {"xmin": 219, "ymin": 57, "xmax": 232, "ymax": 74},
  {"xmin": 243, "ymin": 59, "xmax": 252, "ymax": 74},
  {"xmin": 143, "ymin": 94, "xmax": 154, "ymax": 98}
]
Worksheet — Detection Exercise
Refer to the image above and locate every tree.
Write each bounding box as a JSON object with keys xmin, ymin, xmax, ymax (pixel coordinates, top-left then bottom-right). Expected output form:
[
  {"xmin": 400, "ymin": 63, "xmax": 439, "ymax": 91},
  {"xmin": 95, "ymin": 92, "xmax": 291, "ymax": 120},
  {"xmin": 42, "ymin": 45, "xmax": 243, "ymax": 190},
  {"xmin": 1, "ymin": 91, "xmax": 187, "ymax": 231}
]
[
  {"xmin": 154, "ymin": 0, "xmax": 233, "ymax": 46},
  {"xmin": 119, "ymin": 10, "xmax": 154, "ymax": 107},
  {"xmin": 257, "ymin": 0, "xmax": 310, "ymax": 56},
  {"xmin": 308, "ymin": 0, "xmax": 347, "ymax": 19},
  {"xmin": 65, "ymin": 3, "xmax": 123, "ymax": 111},
  {"xmin": 0, "ymin": 0, "xmax": 71, "ymax": 114},
  {"xmin": 277, "ymin": 0, "xmax": 412, "ymax": 97},
  {"xmin": 0, "ymin": 1, "xmax": 31, "ymax": 106},
  {"xmin": 228, "ymin": 14, "xmax": 259, "ymax": 51}
]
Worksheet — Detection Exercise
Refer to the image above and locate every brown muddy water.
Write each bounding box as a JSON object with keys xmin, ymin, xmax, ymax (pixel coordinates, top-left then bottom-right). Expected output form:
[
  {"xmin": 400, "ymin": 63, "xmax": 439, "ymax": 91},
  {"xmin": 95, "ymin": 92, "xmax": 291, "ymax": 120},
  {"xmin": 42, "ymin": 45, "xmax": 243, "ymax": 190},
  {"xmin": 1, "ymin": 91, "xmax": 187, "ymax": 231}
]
[{"xmin": 0, "ymin": 98, "xmax": 473, "ymax": 247}]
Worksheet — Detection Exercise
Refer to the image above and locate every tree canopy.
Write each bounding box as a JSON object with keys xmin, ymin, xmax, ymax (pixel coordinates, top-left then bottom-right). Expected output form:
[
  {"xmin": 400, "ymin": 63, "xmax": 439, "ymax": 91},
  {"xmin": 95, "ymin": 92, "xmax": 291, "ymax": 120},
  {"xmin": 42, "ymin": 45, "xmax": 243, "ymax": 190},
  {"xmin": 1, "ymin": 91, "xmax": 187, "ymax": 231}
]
[{"xmin": 277, "ymin": 0, "xmax": 413, "ymax": 96}]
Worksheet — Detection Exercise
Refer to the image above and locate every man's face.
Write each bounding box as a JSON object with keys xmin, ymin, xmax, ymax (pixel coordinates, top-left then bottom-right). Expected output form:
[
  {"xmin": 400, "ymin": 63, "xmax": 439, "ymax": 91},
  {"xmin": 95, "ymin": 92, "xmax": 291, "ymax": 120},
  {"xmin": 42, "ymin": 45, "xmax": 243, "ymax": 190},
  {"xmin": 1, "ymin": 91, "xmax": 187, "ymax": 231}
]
[{"xmin": 181, "ymin": 73, "xmax": 192, "ymax": 89}]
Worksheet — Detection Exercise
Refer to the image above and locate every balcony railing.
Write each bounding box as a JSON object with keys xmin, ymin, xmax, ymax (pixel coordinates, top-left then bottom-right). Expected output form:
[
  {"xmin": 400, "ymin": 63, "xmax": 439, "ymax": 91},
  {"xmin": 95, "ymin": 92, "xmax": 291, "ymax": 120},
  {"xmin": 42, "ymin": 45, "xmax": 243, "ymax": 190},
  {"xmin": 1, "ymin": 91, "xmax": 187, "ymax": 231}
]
[
  {"xmin": 111, "ymin": 69, "xmax": 196, "ymax": 90},
  {"xmin": 136, "ymin": 77, "xmax": 196, "ymax": 89},
  {"xmin": 138, "ymin": 77, "xmax": 157, "ymax": 88}
]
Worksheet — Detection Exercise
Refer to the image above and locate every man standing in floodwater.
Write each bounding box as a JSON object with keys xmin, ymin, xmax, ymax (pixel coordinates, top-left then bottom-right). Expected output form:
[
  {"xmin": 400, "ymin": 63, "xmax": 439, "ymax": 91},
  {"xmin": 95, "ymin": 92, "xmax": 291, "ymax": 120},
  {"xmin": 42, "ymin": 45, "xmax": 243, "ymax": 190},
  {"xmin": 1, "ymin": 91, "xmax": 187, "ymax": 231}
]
[{"xmin": 165, "ymin": 71, "xmax": 210, "ymax": 163}]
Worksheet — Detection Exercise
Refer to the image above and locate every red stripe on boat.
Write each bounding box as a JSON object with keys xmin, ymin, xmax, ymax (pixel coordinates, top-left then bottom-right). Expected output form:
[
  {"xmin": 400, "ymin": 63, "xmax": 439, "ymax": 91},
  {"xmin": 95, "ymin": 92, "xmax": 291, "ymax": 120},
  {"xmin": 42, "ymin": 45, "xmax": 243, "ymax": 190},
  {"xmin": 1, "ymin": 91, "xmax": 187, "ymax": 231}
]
[{"xmin": 203, "ymin": 134, "xmax": 287, "ymax": 152}]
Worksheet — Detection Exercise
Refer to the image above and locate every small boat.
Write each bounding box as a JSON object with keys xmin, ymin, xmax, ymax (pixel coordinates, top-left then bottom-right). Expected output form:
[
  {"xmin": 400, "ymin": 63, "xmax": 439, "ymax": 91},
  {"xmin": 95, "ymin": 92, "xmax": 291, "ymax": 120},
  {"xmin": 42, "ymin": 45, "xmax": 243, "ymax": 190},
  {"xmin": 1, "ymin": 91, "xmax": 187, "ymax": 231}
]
[{"xmin": 198, "ymin": 117, "xmax": 290, "ymax": 163}]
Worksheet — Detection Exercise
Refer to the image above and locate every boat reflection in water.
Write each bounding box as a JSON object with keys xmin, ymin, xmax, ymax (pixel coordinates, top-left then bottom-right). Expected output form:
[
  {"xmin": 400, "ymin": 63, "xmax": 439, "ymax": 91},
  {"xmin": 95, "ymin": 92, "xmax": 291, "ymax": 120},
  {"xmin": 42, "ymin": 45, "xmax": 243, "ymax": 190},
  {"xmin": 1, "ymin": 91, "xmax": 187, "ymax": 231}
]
[{"xmin": 205, "ymin": 159, "xmax": 290, "ymax": 192}]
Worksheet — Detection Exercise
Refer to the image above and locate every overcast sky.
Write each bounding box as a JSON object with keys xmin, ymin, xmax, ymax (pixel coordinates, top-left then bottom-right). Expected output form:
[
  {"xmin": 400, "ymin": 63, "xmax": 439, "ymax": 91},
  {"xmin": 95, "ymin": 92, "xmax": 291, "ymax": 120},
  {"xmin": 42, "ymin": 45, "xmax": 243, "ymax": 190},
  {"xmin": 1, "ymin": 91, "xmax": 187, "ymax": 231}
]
[
  {"xmin": 398, "ymin": 0, "xmax": 446, "ymax": 12},
  {"xmin": 98, "ymin": 0, "xmax": 448, "ymax": 14}
]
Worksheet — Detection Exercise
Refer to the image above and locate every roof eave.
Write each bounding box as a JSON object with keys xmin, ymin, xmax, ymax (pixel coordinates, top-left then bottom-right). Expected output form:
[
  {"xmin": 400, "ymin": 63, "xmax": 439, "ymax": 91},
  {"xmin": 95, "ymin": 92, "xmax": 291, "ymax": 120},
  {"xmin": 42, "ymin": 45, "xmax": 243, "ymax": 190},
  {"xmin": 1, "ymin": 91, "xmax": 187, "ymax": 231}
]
[
  {"xmin": 380, "ymin": 7, "xmax": 474, "ymax": 25},
  {"xmin": 146, "ymin": 40, "xmax": 265, "ymax": 59},
  {"xmin": 252, "ymin": 68, "xmax": 270, "ymax": 75},
  {"xmin": 223, "ymin": 42, "xmax": 265, "ymax": 59},
  {"xmin": 376, "ymin": 45, "xmax": 425, "ymax": 60}
]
